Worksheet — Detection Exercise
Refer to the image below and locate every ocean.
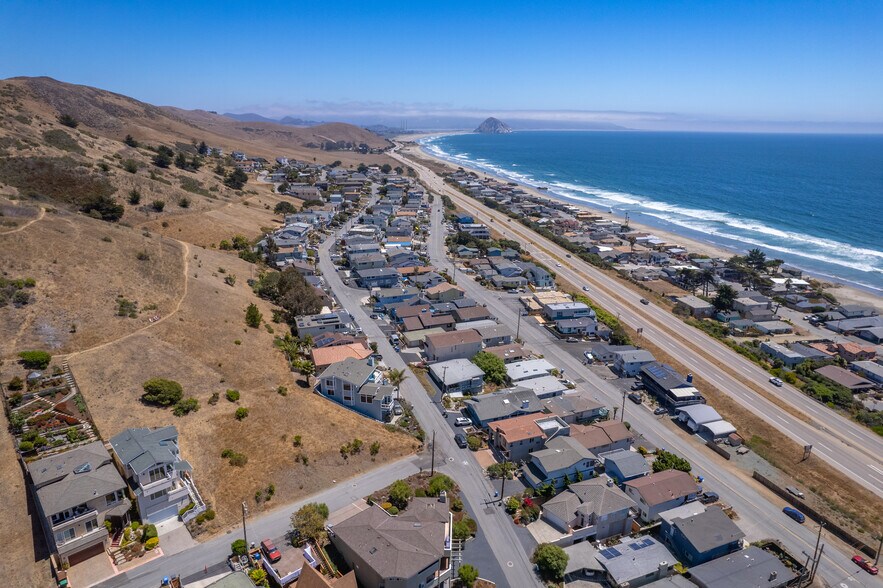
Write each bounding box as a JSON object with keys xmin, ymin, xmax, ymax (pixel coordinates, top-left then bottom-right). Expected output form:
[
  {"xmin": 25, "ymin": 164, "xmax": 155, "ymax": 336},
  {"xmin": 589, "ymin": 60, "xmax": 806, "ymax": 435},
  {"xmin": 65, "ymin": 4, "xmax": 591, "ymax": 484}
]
[{"xmin": 422, "ymin": 131, "xmax": 883, "ymax": 293}]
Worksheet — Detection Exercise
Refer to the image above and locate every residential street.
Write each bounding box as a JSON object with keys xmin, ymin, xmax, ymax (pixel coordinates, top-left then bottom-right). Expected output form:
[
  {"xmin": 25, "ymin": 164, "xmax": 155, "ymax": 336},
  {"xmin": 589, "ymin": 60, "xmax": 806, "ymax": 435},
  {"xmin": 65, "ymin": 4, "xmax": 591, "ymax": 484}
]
[{"xmin": 392, "ymin": 145, "xmax": 883, "ymax": 500}]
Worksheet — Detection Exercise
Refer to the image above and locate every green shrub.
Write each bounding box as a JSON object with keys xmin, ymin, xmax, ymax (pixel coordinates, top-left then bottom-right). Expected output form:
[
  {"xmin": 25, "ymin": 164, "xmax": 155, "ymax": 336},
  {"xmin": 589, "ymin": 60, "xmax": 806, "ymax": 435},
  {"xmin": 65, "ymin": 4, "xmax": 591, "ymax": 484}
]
[
  {"xmin": 7, "ymin": 376, "xmax": 24, "ymax": 391},
  {"xmin": 141, "ymin": 378, "xmax": 183, "ymax": 406},
  {"xmin": 452, "ymin": 518, "xmax": 476, "ymax": 540},
  {"xmin": 427, "ymin": 474, "xmax": 454, "ymax": 497},
  {"xmin": 143, "ymin": 524, "xmax": 157, "ymax": 540},
  {"xmin": 144, "ymin": 537, "xmax": 159, "ymax": 550},
  {"xmin": 172, "ymin": 397, "xmax": 199, "ymax": 416},
  {"xmin": 459, "ymin": 564, "xmax": 479, "ymax": 588},
  {"xmin": 231, "ymin": 539, "xmax": 247, "ymax": 555},
  {"xmin": 467, "ymin": 435, "xmax": 481, "ymax": 451},
  {"xmin": 388, "ymin": 479, "xmax": 412, "ymax": 509},
  {"xmin": 151, "ymin": 200, "xmax": 166, "ymax": 212},
  {"xmin": 178, "ymin": 502, "xmax": 195, "ymax": 517},
  {"xmin": 533, "ymin": 543, "xmax": 569, "ymax": 581},
  {"xmin": 18, "ymin": 441, "xmax": 34, "ymax": 452},
  {"xmin": 43, "ymin": 129, "xmax": 84, "ymax": 154},
  {"xmin": 18, "ymin": 350, "xmax": 52, "ymax": 369},
  {"xmin": 386, "ymin": 505, "xmax": 399, "ymax": 515},
  {"xmin": 234, "ymin": 407, "xmax": 249, "ymax": 420},
  {"xmin": 57, "ymin": 114, "xmax": 79, "ymax": 128},
  {"xmin": 225, "ymin": 389, "xmax": 240, "ymax": 402}
]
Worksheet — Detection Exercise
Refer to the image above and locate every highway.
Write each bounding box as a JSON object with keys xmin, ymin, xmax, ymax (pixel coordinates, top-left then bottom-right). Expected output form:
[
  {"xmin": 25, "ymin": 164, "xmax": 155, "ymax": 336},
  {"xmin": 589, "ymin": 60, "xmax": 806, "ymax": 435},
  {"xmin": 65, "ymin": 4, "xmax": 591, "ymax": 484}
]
[
  {"xmin": 392, "ymin": 145, "xmax": 883, "ymax": 500},
  {"xmin": 423, "ymin": 196, "xmax": 882, "ymax": 588}
]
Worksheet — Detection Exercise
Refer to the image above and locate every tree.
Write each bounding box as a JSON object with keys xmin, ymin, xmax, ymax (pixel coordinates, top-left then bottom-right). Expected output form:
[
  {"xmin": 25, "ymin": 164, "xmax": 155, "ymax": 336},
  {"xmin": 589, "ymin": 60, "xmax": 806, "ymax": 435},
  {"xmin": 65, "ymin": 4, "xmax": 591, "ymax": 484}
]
[
  {"xmin": 472, "ymin": 351, "xmax": 507, "ymax": 385},
  {"xmin": 18, "ymin": 350, "xmax": 52, "ymax": 369},
  {"xmin": 172, "ymin": 397, "xmax": 199, "ymax": 416},
  {"xmin": 274, "ymin": 201, "xmax": 296, "ymax": 215},
  {"xmin": 224, "ymin": 168, "xmax": 248, "ymax": 189},
  {"xmin": 151, "ymin": 200, "xmax": 166, "ymax": 212},
  {"xmin": 81, "ymin": 195, "xmax": 124, "ymax": 222},
  {"xmin": 746, "ymin": 248, "xmax": 767, "ymax": 272},
  {"xmin": 713, "ymin": 284, "xmax": 737, "ymax": 311},
  {"xmin": 700, "ymin": 268, "xmax": 716, "ymax": 297},
  {"xmin": 123, "ymin": 134, "xmax": 139, "ymax": 147},
  {"xmin": 609, "ymin": 323, "xmax": 631, "ymax": 345},
  {"xmin": 152, "ymin": 146, "xmax": 173, "ymax": 168},
  {"xmin": 458, "ymin": 564, "xmax": 479, "ymax": 587},
  {"xmin": 57, "ymin": 113, "xmax": 78, "ymax": 128},
  {"xmin": 380, "ymin": 163, "xmax": 392, "ymax": 174},
  {"xmin": 174, "ymin": 152, "xmax": 189, "ymax": 169},
  {"xmin": 427, "ymin": 474, "xmax": 454, "ymax": 497},
  {"xmin": 231, "ymin": 539, "xmax": 248, "ymax": 555},
  {"xmin": 387, "ymin": 368, "xmax": 408, "ymax": 388},
  {"xmin": 532, "ymin": 543, "xmax": 568, "ymax": 582},
  {"xmin": 290, "ymin": 503, "xmax": 329, "ymax": 545},
  {"xmin": 652, "ymin": 449, "xmax": 692, "ymax": 473},
  {"xmin": 245, "ymin": 303, "xmax": 262, "ymax": 328},
  {"xmin": 141, "ymin": 378, "xmax": 183, "ymax": 406},
  {"xmin": 388, "ymin": 479, "xmax": 412, "ymax": 509},
  {"xmin": 197, "ymin": 141, "xmax": 209, "ymax": 155},
  {"xmin": 128, "ymin": 188, "xmax": 141, "ymax": 205}
]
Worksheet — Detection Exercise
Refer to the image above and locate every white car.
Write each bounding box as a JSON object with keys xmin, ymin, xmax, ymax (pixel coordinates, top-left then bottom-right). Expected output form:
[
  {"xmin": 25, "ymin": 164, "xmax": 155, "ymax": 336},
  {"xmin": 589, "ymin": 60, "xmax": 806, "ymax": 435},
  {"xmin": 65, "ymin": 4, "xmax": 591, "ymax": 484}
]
[
  {"xmin": 769, "ymin": 377, "xmax": 784, "ymax": 387},
  {"xmin": 454, "ymin": 417, "xmax": 471, "ymax": 427},
  {"xmin": 556, "ymin": 262, "xmax": 562, "ymax": 267}
]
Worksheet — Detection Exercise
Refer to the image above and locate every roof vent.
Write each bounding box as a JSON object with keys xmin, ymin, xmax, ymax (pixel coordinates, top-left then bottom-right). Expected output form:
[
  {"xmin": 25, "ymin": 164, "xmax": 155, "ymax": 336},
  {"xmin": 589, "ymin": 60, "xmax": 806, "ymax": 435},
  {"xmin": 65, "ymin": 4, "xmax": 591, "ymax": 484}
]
[
  {"xmin": 73, "ymin": 463, "xmax": 92, "ymax": 475},
  {"xmin": 769, "ymin": 571, "xmax": 777, "ymax": 580}
]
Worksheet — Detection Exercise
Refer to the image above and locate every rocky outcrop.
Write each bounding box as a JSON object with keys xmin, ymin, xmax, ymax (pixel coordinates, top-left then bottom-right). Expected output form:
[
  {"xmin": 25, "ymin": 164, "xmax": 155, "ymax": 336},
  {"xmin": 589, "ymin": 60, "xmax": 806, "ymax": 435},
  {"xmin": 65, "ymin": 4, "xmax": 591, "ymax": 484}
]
[{"xmin": 474, "ymin": 117, "xmax": 512, "ymax": 134}]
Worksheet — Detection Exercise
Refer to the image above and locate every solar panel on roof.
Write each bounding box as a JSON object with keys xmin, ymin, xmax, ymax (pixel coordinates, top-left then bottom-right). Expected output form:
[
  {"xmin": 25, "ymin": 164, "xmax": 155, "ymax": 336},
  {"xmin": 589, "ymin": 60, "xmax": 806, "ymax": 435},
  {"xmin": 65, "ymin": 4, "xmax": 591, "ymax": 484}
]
[
  {"xmin": 629, "ymin": 543, "xmax": 642, "ymax": 551},
  {"xmin": 643, "ymin": 538, "xmax": 654, "ymax": 546}
]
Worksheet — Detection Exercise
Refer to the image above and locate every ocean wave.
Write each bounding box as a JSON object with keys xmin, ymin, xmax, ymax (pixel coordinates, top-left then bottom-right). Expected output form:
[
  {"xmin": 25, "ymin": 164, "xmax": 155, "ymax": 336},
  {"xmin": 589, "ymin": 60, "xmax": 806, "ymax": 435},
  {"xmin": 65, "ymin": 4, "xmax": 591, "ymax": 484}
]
[{"xmin": 421, "ymin": 137, "xmax": 883, "ymax": 284}]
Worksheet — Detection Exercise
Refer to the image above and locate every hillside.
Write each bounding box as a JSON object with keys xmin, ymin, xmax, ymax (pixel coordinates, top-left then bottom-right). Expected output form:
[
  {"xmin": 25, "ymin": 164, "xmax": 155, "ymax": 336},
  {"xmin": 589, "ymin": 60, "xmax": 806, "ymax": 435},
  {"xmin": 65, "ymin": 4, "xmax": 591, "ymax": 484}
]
[{"xmin": 474, "ymin": 116, "xmax": 512, "ymax": 134}]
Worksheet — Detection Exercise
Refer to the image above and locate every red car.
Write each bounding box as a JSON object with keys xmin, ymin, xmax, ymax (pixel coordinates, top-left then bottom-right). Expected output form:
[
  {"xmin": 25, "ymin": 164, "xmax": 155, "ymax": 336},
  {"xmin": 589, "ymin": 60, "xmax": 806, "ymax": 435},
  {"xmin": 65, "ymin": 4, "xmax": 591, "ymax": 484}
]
[
  {"xmin": 852, "ymin": 555, "xmax": 879, "ymax": 575},
  {"xmin": 261, "ymin": 539, "xmax": 281, "ymax": 564}
]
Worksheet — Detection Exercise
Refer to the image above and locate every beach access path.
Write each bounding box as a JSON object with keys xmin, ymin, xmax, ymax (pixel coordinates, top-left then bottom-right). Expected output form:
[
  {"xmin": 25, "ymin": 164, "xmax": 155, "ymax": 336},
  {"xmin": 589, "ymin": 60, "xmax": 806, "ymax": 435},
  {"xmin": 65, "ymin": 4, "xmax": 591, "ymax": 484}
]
[{"xmin": 392, "ymin": 143, "xmax": 883, "ymax": 500}]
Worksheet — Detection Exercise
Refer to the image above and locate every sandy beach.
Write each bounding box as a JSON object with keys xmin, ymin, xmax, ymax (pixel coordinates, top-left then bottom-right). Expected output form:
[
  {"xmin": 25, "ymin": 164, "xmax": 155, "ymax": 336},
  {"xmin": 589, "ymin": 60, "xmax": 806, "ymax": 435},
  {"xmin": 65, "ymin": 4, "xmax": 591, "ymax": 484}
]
[{"xmin": 398, "ymin": 135, "xmax": 881, "ymax": 311}]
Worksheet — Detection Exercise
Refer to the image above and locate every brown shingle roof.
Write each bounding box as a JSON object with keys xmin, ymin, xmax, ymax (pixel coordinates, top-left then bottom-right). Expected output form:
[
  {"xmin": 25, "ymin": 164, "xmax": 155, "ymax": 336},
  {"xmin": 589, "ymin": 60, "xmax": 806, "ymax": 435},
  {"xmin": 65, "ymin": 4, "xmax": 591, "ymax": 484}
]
[
  {"xmin": 425, "ymin": 329, "xmax": 482, "ymax": 348},
  {"xmin": 624, "ymin": 470, "xmax": 698, "ymax": 506}
]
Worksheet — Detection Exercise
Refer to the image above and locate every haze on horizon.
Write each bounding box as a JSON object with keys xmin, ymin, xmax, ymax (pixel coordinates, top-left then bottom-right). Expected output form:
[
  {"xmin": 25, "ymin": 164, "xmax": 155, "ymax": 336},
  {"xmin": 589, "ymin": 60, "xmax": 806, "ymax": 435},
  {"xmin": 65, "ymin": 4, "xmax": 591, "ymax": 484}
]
[{"xmin": 1, "ymin": 0, "xmax": 881, "ymax": 133}]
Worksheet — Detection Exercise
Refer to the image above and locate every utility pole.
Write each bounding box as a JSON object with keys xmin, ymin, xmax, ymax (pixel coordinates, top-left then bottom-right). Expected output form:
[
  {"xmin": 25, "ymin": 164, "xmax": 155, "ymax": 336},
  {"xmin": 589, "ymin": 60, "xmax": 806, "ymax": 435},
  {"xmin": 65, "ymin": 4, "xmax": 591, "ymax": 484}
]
[
  {"xmin": 430, "ymin": 430, "xmax": 436, "ymax": 476},
  {"xmin": 620, "ymin": 392, "xmax": 627, "ymax": 422},
  {"xmin": 241, "ymin": 501, "xmax": 249, "ymax": 549},
  {"xmin": 516, "ymin": 309, "xmax": 522, "ymax": 342},
  {"xmin": 875, "ymin": 533, "xmax": 883, "ymax": 566},
  {"xmin": 799, "ymin": 552, "xmax": 812, "ymax": 588},
  {"xmin": 499, "ymin": 463, "xmax": 508, "ymax": 505},
  {"xmin": 811, "ymin": 544, "xmax": 825, "ymax": 582},
  {"xmin": 812, "ymin": 522, "xmax": 825, "ymax": 572}
]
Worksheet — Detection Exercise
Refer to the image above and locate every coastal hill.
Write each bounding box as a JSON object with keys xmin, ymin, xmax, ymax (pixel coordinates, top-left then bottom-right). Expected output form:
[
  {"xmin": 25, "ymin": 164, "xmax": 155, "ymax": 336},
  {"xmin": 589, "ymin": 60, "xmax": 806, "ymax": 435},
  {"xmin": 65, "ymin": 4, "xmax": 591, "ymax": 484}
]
[
  {"xmin": 0, "ymin": 76, "xmax": 411, "ymax": 566},
  {"xmin": 475, "ymin": 116, "xmax": 512, "ymax": 134}
]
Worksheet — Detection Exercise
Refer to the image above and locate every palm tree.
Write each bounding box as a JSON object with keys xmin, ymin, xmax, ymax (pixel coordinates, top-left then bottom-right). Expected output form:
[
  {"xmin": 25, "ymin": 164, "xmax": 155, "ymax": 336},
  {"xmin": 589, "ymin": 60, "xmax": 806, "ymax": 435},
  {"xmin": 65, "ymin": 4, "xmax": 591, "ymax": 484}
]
[
  {"xmin": 700, "ymin": 268, "xmax": 716, "ymax": 297},
  {"xmin": 746, "ymin": 248, "xmax": 767, "ymax": 272},
  {"xmin": 274, "ymin": 334, "xmax": 301, "ymax": 365},
  {"xmin": 387, "ymin": 368, "xmax": 408, "ymax": 388}
]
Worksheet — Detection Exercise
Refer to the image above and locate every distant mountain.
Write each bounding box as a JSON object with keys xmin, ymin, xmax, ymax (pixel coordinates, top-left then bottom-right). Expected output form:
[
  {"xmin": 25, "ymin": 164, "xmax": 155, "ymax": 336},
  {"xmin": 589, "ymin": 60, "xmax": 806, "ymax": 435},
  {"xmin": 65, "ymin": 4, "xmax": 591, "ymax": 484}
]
[
  {"xmin": 475, "ymin": 117, "xmax": 512, "ymax": 134},
  {"xmin": 223, "ymin": 113, "xmax": 322, "ymax": 127}
]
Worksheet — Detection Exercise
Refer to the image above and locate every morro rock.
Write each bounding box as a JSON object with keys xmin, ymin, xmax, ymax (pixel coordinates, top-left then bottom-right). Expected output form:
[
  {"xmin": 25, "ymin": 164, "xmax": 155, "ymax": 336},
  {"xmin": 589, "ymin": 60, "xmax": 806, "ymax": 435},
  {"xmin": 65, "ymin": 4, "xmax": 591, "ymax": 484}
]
[{"xmin": 474, "ymin": 117, "xmax": 512, "ymax": 134}]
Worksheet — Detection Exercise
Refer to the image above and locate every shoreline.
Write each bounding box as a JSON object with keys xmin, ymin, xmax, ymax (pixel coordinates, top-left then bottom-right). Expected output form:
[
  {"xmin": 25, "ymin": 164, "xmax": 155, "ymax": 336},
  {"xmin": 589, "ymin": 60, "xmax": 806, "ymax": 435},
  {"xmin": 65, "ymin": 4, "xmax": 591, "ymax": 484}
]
[{"xmin": 400, "ymin": 134, "xmax": 881, "ymax": 311}]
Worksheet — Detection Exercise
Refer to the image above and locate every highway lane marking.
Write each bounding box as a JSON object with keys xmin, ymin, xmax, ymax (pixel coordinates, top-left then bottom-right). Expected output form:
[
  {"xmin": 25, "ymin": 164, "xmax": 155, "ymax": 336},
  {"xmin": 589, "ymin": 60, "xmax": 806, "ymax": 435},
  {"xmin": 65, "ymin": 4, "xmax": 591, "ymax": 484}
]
[{"xmin": 869, "ymin": 464, "xmax": 883, "ymax": 475}]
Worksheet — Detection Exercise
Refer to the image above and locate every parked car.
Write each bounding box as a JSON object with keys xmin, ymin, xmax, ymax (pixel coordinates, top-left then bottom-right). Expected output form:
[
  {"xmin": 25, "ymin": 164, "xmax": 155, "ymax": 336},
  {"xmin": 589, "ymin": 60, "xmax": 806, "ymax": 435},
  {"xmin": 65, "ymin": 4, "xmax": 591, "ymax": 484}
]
[
  {"xmin": 653, "ymin": 407, "xmax": 668, "ymax": 415},
  {"xmin": 699, "ymin": 491, "xmax": 720, "ymax": 504},
  {"xmin": 260, "ymin": 539, "xmax": 281, "ymax": 563},
  {"xmin": 628, "ymin": 393, "xmax": 642, "ymax": 404},
  {"xmin": 565, "ymin": 337, "xmax": 579, "ymax": 343},
  {"xmin": 786, "ymin": 486, "xmax": 805, "ymax": 499},
  {"xmin": 566, "ymin": 254, "xmax": 572, "ymax": 258},
  {"xmin": 640, "ymin": 298, "xmax": 650, "ymax": 305},
  {"xmin": 630, "ymin": 382, "xmax": 645, "ymax": 391},
  {"xmin": 769, "ymin": 377, "xmax": 784, "ymax": 387},
  {"xmin": 556, "ymin": 262, "xmax": 563, "ymax": 267},
  {"xmin": 582, "ymin": 286, "xmax": 589, "ymax": 291},
  {"xmin": 852, "ymin": 555, "xmax": 879, "ymax": 575},
  {"xmin": 782, "ymin": 506, "xmax": 805, "ymax": 523},
  {"xmin": 370, "ymin": 314, "xmax": 379, "ymax": 319},
  {"xmin": 393, "ymin": 404, "xmax": 404, "ymax": 416},
  {"xmin": 454, "ymin": 417, "xmax": 472, "ymax": 427},
  {"xmin": 454, "ymin": 433, "xmax": 468, "ymax": 448}
]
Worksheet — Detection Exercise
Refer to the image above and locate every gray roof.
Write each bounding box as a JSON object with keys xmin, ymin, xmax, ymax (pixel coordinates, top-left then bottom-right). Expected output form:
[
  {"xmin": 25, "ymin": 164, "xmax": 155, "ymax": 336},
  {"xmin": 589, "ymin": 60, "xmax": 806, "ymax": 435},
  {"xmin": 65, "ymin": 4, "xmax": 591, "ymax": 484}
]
[
  {"xmin": 465, "ymin": 388, "xmax": 542, "ymax": 422},
  {"xmin": 540, "ymin": 394, "xmax": 603, "ymax": 418},
  {"xmin": 672, "ymin": 506, "xmax": 745, "ymax": 552},
  {"xmin": 429, "ymin": 358, "xmax": 485, "ymax": 385},
  {"xmin": 596, "ymin": 536, "xmax": 676, "ymax": 585},
  {"xmin": 543, "ymin": 477, "xmax": 636, "ymax": 523},
  {"xmin": 475, "ymin": 324, "xmax": 513, "ymax": 340},
  {"xmin": 556, "ymin": 317, "xmax": 596, "ymax": 328},
  {"xmin": 601, "ymin": 449, "xmax": 651, "ymax": 479},
  {"xmin": 688, "ymin": 546, "xmax": 797, "ymax": 588},
  {"xmin": 28, "ymin": 441, "xmax": 126, "ymax": 515},
  {"xmin": 319, "ymin": 357, "xmax": 376, "ymax": 386},
  {"xmin": 563, "ymin": 542, "xmax": 605, "ymax": 575},
  {"xmin": 110, "ymin": 426, "xmax": 179, "ymax": 475},
  {"xmin": 616, "ymin": 349, "xmax": 656, "ymax": 363},
  {"xmin": 331, "ymin": 499, "xmax": 449, "ymax": 581},
  {"xmin": 530, "ymin": 436, "xmax": 596, "ymax": 472}
]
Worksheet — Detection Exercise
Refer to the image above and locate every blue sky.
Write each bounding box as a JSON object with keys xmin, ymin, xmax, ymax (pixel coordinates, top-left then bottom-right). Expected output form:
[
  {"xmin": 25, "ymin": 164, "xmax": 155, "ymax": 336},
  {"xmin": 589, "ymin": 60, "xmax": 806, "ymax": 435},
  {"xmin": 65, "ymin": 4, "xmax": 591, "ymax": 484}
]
[{"xmin": 1, "ymin": 0, "xmax": 881, "ymax": 129}]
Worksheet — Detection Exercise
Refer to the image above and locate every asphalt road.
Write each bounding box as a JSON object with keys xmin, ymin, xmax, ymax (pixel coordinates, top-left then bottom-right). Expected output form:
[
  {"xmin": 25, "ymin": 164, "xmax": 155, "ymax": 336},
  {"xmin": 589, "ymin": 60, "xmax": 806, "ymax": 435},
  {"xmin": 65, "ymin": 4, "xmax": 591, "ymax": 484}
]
[
  {"xmin": 392, "ymin": 145, "xmax": 883, "ymax": 500},
  {"xmin": 418, "ymin": 197, "xmax": 882, "ymax": 588}
]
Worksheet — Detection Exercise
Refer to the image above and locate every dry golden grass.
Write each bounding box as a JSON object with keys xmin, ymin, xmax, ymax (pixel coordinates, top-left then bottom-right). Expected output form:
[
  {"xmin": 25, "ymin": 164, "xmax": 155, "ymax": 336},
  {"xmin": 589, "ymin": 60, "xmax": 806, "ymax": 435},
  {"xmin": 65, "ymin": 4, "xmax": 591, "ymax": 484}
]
[{"xmin": 68, "ymin": 245, "xmax": 418, "ymax": 533}]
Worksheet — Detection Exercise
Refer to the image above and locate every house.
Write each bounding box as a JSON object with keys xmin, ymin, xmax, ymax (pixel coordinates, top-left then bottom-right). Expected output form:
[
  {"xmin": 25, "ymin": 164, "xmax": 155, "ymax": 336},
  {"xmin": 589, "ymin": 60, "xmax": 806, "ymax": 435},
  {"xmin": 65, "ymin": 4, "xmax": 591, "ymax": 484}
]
[
  {"xmin": 312, "ymin": 332, "xmax": 367, "ymax": 349},
  {"xmin": 556, "ymin": 317, "xmax": 597, "ymax": 336},
  {"xmin": 428, "ymin": 358, "xmax": 485, "ymax": 395},
  {"xmin": 543, "ymin": 302, "xmax": 593, "ymax": 321},
  {"xmin": 623, "ymin": 469, "xmax": 700, "ymax": 523},
  {"xmin": 676, "ymin": 296, "xmax": 715, "ymax": 318},
  {"xmin": 541, "ymin": 476, "xmax": 637, "ymax": 544},
  {"xmin": 589, "ymin": 343, "xmax": 637, "ymax": 363},
  {"xmin": 851, "ymin": 360, "xmax": 883, "ymax": 385},
  {"xmin": 27, "ymin": 441, "xmax": 130, "ymax": 567},
  {"xmin": 110, "ymin": 427, "xmax": 203, "ymax": 524},
  {"xmin": 613, "ymin": 349, "xmax": 656, "ymax": 377},
  {"xmin": 355, "ymin": 268, "xmax": 400, "ymax": 289},
  {"xmin": 518, "ymin": 374, "xmax": 570, "ymax": 398},
  {"xmin": 293, "ymin": 559, "xmax": 357, "ymax": 588},
  {"xmin": 754, "ymin": 320, "xmax": 793, "ymax": 335},
  {"xmin": 602, "ymin": 449, "xmax": 651, "ymax": 484},
  {"xmin": 490, "ymin": 259, "xmax": 524, "ymax": 278},
  {"xmin": 452, "ymin": 306, "xmax": 493, "ymax": 323},
  {"xmin": 540, "ymin": 393, "xmax": 604, "ymax": 423},
  {"xmin": 318, "ymin": 358, "xmax": 393, "ymax": 421},
  {"xmin": 329, "ymin": 497, "xmax": 453, "ymax": 588},
  {"xmin": 491, "ymin": 274, "xmax": 528, "ymax": 289},
  {"xmin": 463, "ymin": 388, "xmax": 543, "ymax": 429},
  {"xmin": 688, "ymin": 546, "xmax": 797, "ymax": 588},
  {"xmin": 523, "ymin": 436, "xmax": 598, "ymax": 490},
  {"xmin": 491, "ymin": 414, "xmax": 570, "ymax": 462},
  {"xmin": 348, "ymin": 253, "xmax": 387, "ymax": 271},
  {"xmin": 425, "ymin": 282, "xmax": 464, "ymax": 302},
  {"xmin": 311, "ymin": 343, "xmax": 373, "ymax": 371},
  {"xmin": 456, "ymin": 245, "xmax": 479, "ymax": 258},
  {"xmin": 759, "ymin": 341, "xmax": 805, "ymax": 367},
  {"xmin": 424, "ymin": 329, "xmax": 483, "ymax": 363},
  {"xmin": 522, "ymin": 263, "xmax": 555, "ymax": 289},
  {"xmin": 409, "ymin": 272, "xmax": 446, "ymax": 289},
  {"xmin": 475, "ymin": 324, "xmax": 515, "ymax": 347},
  {"xmin": 836, "ymin": 342, "xmax": 876, "ymax": 362},
  {"xmin": 374, "ymin": 286, "xmax": 420, "ymax": 307},
  {"xmin": 506, "ymin": 358, "xmax": 556, "ymax": 383},
  {"xmin": 295, "ymin": 311, "xmax": 352, "ymax": 338},
  {"xmin": 458, "ymin": 223, "xmax": 490, "ymax": 239},
  {"xmin": 837, "ymin": 304, "xmax": 878, "ymax": 319},
  {"xmin": 676, "ymin": 404, "xmax": 737, "ymax": 439},
  {"xmin": 570, "ymin": 421, "xmax": 635, "ymax": 455},
  {"xmin": 640, "ymin": 363, "xmax": 705, "ymax": 408},
  {"xmin": 662, "ymin": 505, "xmax": 745, "ymax": 565},
  {"xmin": 814, "ymin": 364, "xmax": 876, "ymax": 393},
  {"xmin": 483, "ymin": 342, "xmax": 528, "ymax": 363},
  {"xmin": 594, "ymin": 536, "xmax": 677, "ymax": 588}
]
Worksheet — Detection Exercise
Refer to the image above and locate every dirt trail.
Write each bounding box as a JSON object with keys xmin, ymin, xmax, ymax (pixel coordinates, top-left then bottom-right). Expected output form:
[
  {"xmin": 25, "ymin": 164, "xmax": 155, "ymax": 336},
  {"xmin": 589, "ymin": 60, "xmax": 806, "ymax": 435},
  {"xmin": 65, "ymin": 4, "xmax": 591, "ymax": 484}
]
[{"xmin": 0, "ymin": 206, "xmax": 45, "ymax": 235}]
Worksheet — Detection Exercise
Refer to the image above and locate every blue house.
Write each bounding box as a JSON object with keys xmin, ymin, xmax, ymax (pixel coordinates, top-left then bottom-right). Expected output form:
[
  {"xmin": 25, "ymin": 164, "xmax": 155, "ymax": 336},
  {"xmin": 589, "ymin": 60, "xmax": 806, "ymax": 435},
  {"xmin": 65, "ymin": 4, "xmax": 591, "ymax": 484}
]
[
  {"xmin": 374, "ymin": 286, "xmax": 421, "ymax": 307},
  {"xmin": 661, "ymin": 506, "xmax": 745, "ymax": 566},
  {"xmin": 601, "ymin": 449, "xmax": 650, "ymax": 484},
  {"xmin": 355, "ymin": 268, "xmax": 399, "ymax": 289},
  {"xmin": 456, "ymin": 214, "xmax": 474, "ymax": 224}
]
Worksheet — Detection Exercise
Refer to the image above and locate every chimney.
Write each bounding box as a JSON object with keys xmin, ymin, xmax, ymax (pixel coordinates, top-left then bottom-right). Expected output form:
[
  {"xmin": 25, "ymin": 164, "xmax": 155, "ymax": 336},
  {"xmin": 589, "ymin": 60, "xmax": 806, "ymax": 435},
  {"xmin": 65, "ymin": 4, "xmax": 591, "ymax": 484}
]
[
  {"xmin": 769, "ymin": 571, "xmax": 777, "ymax": 581},
  {"xmin": 606, "ymin": 477, "xmax": 614, "ymax": 487},
  {"xmin": 686, "ymin": 373, "xmax": 693, "ymax": 384}
]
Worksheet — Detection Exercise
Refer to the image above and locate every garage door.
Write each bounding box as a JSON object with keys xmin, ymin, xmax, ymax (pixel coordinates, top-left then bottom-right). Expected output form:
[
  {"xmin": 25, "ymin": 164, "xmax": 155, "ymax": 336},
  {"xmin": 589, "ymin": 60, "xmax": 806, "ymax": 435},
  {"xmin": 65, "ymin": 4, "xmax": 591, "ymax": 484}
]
[
  {"xmin": 145, "ymin": 504, "xmax": 180, "ymax": 524},
  {"xmin": 67, "ymin": 542, "xmax": 105, "ymax": 566}
]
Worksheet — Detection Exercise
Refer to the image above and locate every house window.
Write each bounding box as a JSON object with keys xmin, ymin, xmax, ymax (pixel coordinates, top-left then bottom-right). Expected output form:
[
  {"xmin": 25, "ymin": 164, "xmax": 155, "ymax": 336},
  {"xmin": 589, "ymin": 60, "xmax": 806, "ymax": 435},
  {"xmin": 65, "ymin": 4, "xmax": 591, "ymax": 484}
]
[
  {"xmin": 106, "ymin": 492, "xmax": 117, "ymax": 506},
  {"xmin": 54, "ymin": 527, "xmax": 76, "ymax": 544},
  {"xmin": 85, "ymin": 519, "xmax": 99, "ymax": 533},
  {"xmin": 147, "ymin": 466, "xmax": 166, "ymax": 483},
  {"xmin": 325, "ymin": 379, "xmax": 334, "ymax": 388},
  {"xmin": 342, "ymin": 383, "xmax": 353, "ymax": 392},
  {"xmin": 149, "ymin": 489, "xmax": 168, "ymax": 501},
  {"xmin": 359, "ymin": 394, "xmax": 373, "ymax": 404}
]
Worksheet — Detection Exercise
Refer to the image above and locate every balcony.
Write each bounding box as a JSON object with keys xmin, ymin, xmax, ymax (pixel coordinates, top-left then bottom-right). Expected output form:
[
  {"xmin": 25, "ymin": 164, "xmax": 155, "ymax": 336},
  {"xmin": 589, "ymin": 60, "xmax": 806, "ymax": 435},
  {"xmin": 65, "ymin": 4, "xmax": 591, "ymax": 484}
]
[
  {"xmin": 56, "ymin": 526, "xmax": 107, "ymax": 555},
  {"xmin": 51, "ymin": 506, "xmax": 97, "ymax": 529},
  {"xmin": 380, "ymin": 395, "xmax": 393, "ymax": 409}
]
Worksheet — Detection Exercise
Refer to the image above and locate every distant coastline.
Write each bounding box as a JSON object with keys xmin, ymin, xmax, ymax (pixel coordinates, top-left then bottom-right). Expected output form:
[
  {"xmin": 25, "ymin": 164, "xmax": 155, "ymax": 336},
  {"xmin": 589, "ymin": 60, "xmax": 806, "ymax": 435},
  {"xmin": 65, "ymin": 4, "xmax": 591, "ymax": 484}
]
[{"xmin": 410, "ymin": 132, "xmax": 881, "ymax": 309}]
